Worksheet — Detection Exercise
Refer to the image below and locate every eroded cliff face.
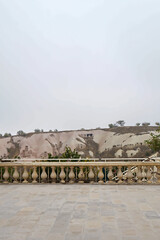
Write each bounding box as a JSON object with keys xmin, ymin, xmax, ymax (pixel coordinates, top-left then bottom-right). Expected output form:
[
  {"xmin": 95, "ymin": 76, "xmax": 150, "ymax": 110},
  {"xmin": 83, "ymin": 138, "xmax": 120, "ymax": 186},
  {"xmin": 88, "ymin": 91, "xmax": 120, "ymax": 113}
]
[{"xmin": 0, "ymin": 126, "xmax": 158, "ymax": 159}]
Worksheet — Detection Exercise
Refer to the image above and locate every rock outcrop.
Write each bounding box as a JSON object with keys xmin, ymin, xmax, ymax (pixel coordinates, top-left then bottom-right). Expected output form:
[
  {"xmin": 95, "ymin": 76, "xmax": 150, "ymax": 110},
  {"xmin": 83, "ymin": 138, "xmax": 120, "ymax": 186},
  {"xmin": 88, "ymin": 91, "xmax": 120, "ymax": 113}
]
[{"xmin": 0, "ymin": 126, "xmax": 158, "ymax": 159}]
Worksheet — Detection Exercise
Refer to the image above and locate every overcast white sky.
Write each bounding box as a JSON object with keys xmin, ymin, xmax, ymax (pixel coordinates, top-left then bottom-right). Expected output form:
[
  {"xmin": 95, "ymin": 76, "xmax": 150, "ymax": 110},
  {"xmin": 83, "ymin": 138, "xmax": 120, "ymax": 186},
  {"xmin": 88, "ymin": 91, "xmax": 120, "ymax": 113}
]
[{"xmin": 0, "ymin": 0, "xmax": 160, "ymax": 134}]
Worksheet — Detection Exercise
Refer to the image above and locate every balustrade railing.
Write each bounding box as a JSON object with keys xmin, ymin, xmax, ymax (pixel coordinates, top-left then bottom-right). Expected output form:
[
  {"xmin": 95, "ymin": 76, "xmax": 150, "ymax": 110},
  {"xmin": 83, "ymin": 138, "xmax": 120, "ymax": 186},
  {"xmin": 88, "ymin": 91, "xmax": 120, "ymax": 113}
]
[{"xmin": 0, "ymin": 161, "xmax": 160, "ymax": 184}]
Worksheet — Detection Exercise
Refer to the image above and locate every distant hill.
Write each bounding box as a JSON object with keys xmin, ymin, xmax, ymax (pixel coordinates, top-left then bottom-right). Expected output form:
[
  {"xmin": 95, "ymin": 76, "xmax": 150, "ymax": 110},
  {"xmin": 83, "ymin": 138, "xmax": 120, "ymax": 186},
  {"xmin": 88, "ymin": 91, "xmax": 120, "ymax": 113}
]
[{"xmin": 0, "ymin": 126, "xmax": 159, "ymax": 159}]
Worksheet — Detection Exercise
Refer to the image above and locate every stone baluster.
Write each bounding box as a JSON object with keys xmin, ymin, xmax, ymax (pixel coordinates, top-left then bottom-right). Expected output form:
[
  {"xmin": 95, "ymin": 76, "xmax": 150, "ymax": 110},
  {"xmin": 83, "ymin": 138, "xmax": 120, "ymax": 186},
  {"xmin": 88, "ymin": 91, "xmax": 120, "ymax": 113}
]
[
  {"xmin": 22, "ymin": 166, "xmax": 29, "ymax": 183},
  {"xmin": 50, "ymin": 167, "xmax": 56, "ymax": 183},
  {"xmin": 60, "ymin": 166, "xmax": 65, "ymax": 183},
  {"xmin": 152, "ymin": 165, "xmax": 157, "ymax": 183},
  {"xmin": 156, "ymin": 166, "xmax": 160, "ymax": 183},
  {"xmin": 146, "ymin": 166, "xmax": 152, "ymax": 184},
  {"xmin": 3, "ymin": 167, "xmax": 9, "ymax": 183},
  {"xmin": 32, "ymin": 166, "xmax": 38, "ymax": 183},
  {"xmin": 141, "ymin": 166, "xmax": 146, "ymax": 183},
  {"xmin": 13, "ymin": 166, "xmax": 19, "ymax": 183},
  {"xmin": 69, "ymin": 166, "xmax": 75, "ymax": 184},
  {"xmin": 98, "ymin": 167, "xmax": 104, "ymax": 184},
  {"xmin": 117, "ymin": 166, "xmax": 123, "ymax": 184},
  {"xmin": 127, "ymin": 166, "xmax": 133, "ymax": 183},
  {"xmin": 134, "ymin": 167, "xmax": 138, "ymax": 182},
  {"xmin": 137, "ymin": 166, "xmax": 142, "ymax": 183},
  {"xmin": 78, "ymin": 167, "xmax": 84, "ymax": 183},
  {"xmin": 88, "ymin": 166, "xmax": 94, "ymax": 184},
  {"xmin": 108, "ymin": 166, "xmax": 113, "ymax": 184},
  {"xmin": 41, "ymin": 166, "xmax": 47, "ymax": 183},
  {"xmin": 0, "ymin": 168, "xmax": 2, "ymax": 182}
]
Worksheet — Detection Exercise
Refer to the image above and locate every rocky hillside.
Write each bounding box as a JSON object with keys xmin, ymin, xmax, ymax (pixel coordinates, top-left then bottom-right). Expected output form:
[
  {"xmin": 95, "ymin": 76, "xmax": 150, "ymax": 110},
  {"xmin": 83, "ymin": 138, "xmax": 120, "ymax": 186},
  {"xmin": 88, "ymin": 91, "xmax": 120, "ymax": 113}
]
[{"xmin": 0, "ymin": 126, "xmax": 158, "ymax": 159}]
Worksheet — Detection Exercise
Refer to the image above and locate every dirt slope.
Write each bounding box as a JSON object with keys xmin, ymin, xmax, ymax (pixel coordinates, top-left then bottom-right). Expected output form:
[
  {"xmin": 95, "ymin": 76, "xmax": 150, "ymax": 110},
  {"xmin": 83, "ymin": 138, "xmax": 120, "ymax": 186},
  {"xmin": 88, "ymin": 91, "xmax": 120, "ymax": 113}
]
[{"xmin": 0, "ymin": 126, "xmax": 158, "ymax": 159}]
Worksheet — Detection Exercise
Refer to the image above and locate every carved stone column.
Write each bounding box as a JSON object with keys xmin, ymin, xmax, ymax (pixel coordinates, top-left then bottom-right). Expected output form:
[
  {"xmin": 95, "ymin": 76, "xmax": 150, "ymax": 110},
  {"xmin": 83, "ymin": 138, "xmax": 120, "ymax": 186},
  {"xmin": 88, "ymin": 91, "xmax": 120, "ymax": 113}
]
[
  {"xmin": 13, "ymin": 166, "xmax": 19, "ymax": 183},
  {"xmin": 156, "ymin": 166, "xmax": 160, "ymax": 183},
  {"xmin": 88, "ymin": 166, "xmax": 94, "ymax": 184},
  {"xmin": 137, "ymin": 166, "xmax": 142, "ymax": 183},
  {"xmin": 146, "ymin": 166, "xmax": 152, "ymax": 184},
  {"xmin": 134, "ymin": 167, "xmax": 138, "ymax": 182},
  {"xmin": 127, "ymin": 166, "xmax": 133, "ymax": 183},
  {"xmin": 50, "ymin": 167, "xmax": 56, "ymax": 183},
  {"xmin": 60, "ymin": 166, "xmax": 65, "ymax": 183},
  {"xmin": 69, "ymin": 166, "xmax": 75, "ymax": 184},
  {"xmin": 32, "ymin": 166, "xmax": 38, "ymax": 183},
  {"xmin": 41, "ymin": 166, "xmax": 47, "ymax": 183},
  {"xmin": 22, "ymin": 166, "xmax": 29, "ymax": 183},
  {"xmin": 3, "ymin": 167, "xmax": 9, "ymax": 184},
  {"xmin": 107, "ymin": 166, "xmax": 113, "ymax": 184},
  {"xmin": 141, "ymin": 166, "xmax": 146, "ymax": 183},
  {"xmin": 98, "ymin": 167, "xmax": 104, "ymax": 184},
  {"xmin": 78, "ymin": 167, "xmax": 84, "ymax": 183},
  {"xmin": 117, "ymin": 166, "xmax": 123, "ymax": 184}
]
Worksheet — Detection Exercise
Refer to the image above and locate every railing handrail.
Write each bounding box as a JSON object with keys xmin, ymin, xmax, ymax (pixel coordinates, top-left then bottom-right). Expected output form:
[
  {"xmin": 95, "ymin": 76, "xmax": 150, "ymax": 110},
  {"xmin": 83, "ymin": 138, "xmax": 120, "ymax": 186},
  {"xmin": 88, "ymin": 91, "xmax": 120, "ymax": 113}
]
[
  {"xmin": 0, "ymin": 161, "xmax": 160, "ymax": 167},
  {"xmin": 1, "ymin": 157, "xmax": 159, "ymax": 162}
]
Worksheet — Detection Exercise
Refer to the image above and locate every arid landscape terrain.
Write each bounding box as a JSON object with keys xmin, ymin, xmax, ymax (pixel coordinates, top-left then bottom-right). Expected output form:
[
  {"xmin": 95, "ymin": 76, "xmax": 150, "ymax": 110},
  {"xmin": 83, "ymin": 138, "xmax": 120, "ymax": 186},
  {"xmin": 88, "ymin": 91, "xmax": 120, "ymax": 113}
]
[{"xmin": 0, "ymin": 126, "xmax": 158, "ymax": 159}]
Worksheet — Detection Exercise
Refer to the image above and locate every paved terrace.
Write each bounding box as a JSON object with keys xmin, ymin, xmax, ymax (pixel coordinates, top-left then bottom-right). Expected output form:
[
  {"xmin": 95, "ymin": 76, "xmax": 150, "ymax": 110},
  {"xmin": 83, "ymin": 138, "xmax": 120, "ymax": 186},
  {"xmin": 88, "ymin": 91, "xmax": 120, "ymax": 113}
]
[{"xmin": 0, "ymin": 185, "xmax": 160, "ymax": 240}]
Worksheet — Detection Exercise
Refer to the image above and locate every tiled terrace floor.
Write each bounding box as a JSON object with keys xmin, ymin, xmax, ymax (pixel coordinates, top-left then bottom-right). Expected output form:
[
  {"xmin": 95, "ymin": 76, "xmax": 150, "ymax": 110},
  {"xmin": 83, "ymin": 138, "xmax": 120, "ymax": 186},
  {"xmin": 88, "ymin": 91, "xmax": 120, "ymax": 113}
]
[{"xmin": 0, "ymin": 185, "xmax": 160, "ymax": 240}]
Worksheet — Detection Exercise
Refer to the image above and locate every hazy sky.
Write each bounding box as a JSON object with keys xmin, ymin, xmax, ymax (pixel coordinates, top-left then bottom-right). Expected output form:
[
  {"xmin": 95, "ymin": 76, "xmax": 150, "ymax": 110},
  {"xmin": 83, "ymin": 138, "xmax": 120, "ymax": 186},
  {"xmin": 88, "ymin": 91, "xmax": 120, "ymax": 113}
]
[{"xmin": 0, "ymin": 0, "xmax": 160, "ymax": 134}]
